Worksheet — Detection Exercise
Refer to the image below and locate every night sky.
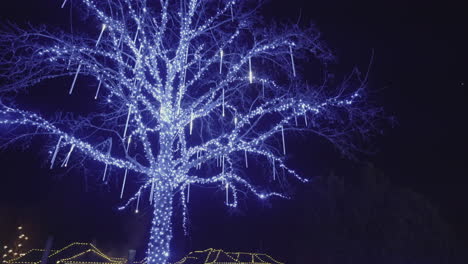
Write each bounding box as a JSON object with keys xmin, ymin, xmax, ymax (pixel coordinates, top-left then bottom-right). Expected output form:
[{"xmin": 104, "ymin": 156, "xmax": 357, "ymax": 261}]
[{"xmin": 1, "ymin": 0, "xmax": 467, "ymax": 263}]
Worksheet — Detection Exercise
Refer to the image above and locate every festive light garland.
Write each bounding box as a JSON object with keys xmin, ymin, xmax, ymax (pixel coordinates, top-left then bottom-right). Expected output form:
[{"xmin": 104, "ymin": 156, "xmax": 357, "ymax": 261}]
[
  {"xmin": 0, "ymin": 1, "xmax": 376, "ymax": 264},
  {"xmin": 7, "ymin": 243, "xmax": 125, "ymax": 264},
  {"xmin": 173, "ymin": 248, "xmax": 283, "ymax": 264}
]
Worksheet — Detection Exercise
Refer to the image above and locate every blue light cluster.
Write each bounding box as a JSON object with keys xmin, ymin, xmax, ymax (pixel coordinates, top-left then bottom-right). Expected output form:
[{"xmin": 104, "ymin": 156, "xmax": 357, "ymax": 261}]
[{"xmin": 0, "ymin": 1, "xmax": 372, "ymax": 264}]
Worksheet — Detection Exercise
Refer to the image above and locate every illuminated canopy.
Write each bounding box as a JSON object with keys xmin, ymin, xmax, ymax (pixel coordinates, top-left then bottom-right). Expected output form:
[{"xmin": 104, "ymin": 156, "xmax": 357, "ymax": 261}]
[{"xmin": 6, "ymin": 243, "xmax": 126, "ymax": 264}]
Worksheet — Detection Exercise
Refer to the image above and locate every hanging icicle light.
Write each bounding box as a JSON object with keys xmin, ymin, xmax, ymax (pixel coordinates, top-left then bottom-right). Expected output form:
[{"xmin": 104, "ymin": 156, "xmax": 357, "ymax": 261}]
[
  {"xmin": 120, "ymin": 169, "xmax": 128, "ymax": 199},
  {"xmin": 281, "ymin": 126, "xmax": 286, "ymax": 155},
  {"xmin": 222, "ymin": 155, "xmax": 225, "ymax": 174},
  {"xmin": 219, "ymin": 49, "xmax": 224, "ymax": 74},
  {"xmin": 50, "ymin": 136, "xmax": 63, "ymax": 169},
  {"xmin": 102, "ymin": 163, "xmax": 108, "ymax": 182},
  {"xmin": 102, "ymin": 140, "xmax": 112, "ymax": 182},
  {"xmin": 69, "ymin": 63, "xmax": 82, "ymax": 95},
  {"xmin": 272, "ymin": 158, "xmax": 276, "ymax": 181},
  {"xmin": 127, "ymin": 135, "xmax": 132, "ymax": 151},
  {"xmin": 289, "ymin": 45, "xmax": 296, "ymax": 77},
  {"xmin": 123, "ymin": 105, "xmax": 132, "ymax": 138},
  {"xmin": 244, "ymin": 149, "xmax": 248, "ymax": 168},
  {"xmin": 94, "ymin": 79, "xmax": 102, "ymax": 100},
  {"xmin": 149, "ymin": 180, "xmax": 155, "ymax": 204},
  {"xmin": 61, "ymin": 0, "xmax": 68, "ymax": 9},
  {"xmin": 135, "ymin": 191, "xmax": 141, "ymax": 214},
  {"xmin": 222, "ymin": 87, "xmax": 225, "ymax": 117},
  {"xmin": 95, "ymin": 24, "xmax": 107, "ymax": 47},
  {"xmin": 248, "ymin": 57, "xmax": 253, "ymax": 84},
  {"xmin": 133, "ymin": 27, "xmax": 140, "ymax": 43},
  {"xmin": 294, "ymin": 109, "xmax": 298, "ymax": 126},
  {"xmin": 62, "ymin": 144, "xmax": 75, "ymax": 167},
  {"xmin": 189, "ymin": 111, "xmax": 193, "ymax": 135},
  {"xmin": 225, "ymin": 182, "xmax": 229, "ymax": 204}
]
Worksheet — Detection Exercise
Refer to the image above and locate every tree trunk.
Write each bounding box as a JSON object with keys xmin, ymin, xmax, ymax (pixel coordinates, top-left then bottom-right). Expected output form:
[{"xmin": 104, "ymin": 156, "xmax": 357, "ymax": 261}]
[{"xmin": 146, "ymin": 182, "xmax": 173, "ymax": 264}]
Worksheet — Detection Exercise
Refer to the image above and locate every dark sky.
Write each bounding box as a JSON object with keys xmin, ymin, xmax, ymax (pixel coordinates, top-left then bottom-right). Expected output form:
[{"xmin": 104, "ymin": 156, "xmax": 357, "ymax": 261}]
[{"xmin": 0, "ymin": 0, "xmax": 467, "ymax": 263}]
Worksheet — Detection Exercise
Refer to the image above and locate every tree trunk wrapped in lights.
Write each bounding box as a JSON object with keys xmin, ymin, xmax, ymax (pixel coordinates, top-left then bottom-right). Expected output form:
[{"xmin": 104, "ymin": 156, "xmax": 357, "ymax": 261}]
[
  {"xmin": 147, "ymin": 182, "xmax": 173, "ymax": 264},
  {"xmin": 0, "ymin": 1, "xmax": 382, "ymax": 264}
]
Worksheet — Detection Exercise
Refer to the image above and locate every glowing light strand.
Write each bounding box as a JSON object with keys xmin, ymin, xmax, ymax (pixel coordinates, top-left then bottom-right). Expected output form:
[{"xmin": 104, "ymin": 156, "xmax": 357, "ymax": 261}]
[
  {"xmin": 95, "ymin": 24, "xmax": 107, "ymax": 47},
  {"xmin": 102, "ymin": 163, "xmax": 109, "ymax": 182},
  {"xmin": 222, "ymin": 87, "xmax": 225, "ymax": 117},
  {"xmin": 189, "ymin": 111, "xmax": 193, "ymax": 135},
  {"xmin": 149, "ymin": 180, "xmax": 155, "ymax": 204},
  {"xmin": 219, "ymin": 49, "xmax": 224, "ymax": 74},
  {"xmin": 272, "ymin": 158, "xmax": 276, "ymax": 181},
  {"xmin": 69, "ymin": 63, "xmax": 82, "ymax": 95},
  {"xmin": 244, "ymin": 149, "xmax": 248, "ymax": 168},
  {"xmin": 94, "ymin": 79, "xmax": 102, "ymax": 100},
  {"xmin": 294, "ymin": 109, "xmax": 298, "ymax": 126},
  {"xmin": 225, "ymin": 182, "xmax": 229, "ymax": 204},
  {"xmin": 281, "ymin": 126, "xmax": 286, "ymax": 155},
  {"xmin": 289, "ymin": 45, "xmax": 296, "ymax": 77},
  {"xmin": 50, "ymin": 136, "xmax": 63, "ymax": 169},
  {"xmin": 123, "ymin": 106, "xmax": 132, "ymax": 139},
  {"xmin": 248, "ymin": 57, "xmax": 253, "ymax": 83},
  {"xmin": 126, "ymin": 135, "xmax": 132, "ymax": 151},
  {"xmin": 120, "ymin": 169, "xmax": 128, "ymax": 199},
  {"xmin": 102, "ymin": 140, "xmax": 112, "ymax": 182},
  {"xmin": 135, "ymin": 191, "xmax": 141, "ymax": 213},
  {"xmin": 61, "ymin": 144, "xmax": 75, "ymax": 167}
]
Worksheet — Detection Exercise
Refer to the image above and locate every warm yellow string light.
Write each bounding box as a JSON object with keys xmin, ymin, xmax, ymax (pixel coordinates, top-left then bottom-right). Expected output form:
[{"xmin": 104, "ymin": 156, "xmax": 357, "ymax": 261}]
[{"xmin": 7, "ymin": 243, "xmax": 282, "ymax": 264}]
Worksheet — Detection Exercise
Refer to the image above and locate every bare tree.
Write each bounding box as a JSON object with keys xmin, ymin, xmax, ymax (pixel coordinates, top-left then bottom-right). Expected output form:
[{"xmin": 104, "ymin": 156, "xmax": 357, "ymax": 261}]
[{"xmin": 0, "ymin": 1, "xmax": 380, "ymax": 263}]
